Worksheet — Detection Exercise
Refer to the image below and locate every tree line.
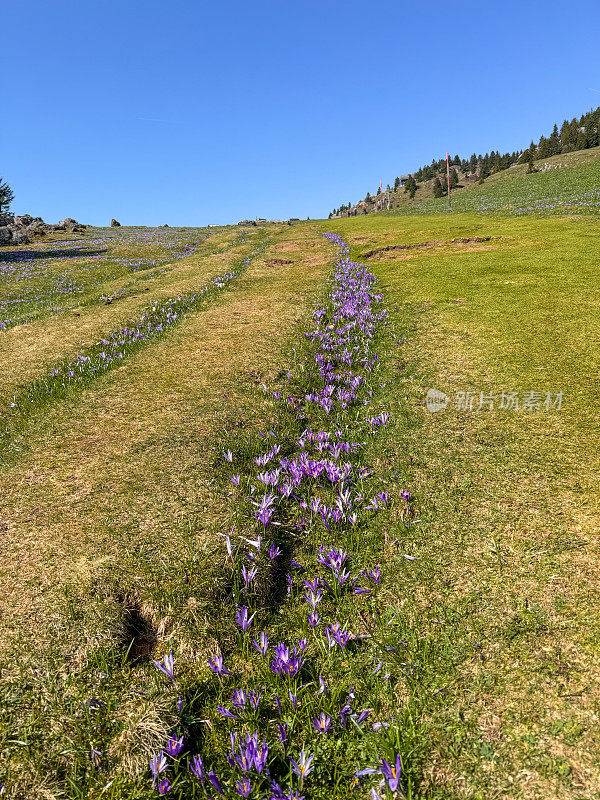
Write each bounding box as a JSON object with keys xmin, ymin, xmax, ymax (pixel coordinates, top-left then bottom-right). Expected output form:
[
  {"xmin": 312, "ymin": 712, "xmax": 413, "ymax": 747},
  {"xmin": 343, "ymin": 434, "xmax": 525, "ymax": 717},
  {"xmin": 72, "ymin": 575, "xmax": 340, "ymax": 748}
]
[{"xmin": 330, "ymin": 105, "xmax": 600, "ymax": 216}]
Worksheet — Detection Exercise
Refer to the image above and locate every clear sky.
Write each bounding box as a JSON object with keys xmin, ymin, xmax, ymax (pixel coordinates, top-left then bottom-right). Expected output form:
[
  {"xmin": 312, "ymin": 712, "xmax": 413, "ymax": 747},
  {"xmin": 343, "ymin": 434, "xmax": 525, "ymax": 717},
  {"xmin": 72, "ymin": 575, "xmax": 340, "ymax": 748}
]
[{"xmin": 3, "ymin": 0, "xmax": 600, "ymax": 226}]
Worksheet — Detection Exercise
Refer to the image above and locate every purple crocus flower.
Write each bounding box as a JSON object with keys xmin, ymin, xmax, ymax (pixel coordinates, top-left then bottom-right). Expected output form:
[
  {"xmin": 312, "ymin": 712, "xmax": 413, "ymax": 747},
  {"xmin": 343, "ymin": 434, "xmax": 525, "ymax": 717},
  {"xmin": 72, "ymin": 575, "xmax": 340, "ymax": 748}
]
[
  {"xmin": 231, "ymin": 474, "xmax": 241, "ymax": 486},
  {"xmin": 379, "ymin": 754, "xmax": 402, "ymax": 791},
  {"xmin": 269, "ymin": 543, "xmax": 282, "ymax": 559},
  {"xmin": 223, "ymin": 450, "xmax": 233, "ymax": 462},
  {"xmin": 153, "ymin": 651, "xmax": 175, "ymax": 682},
  {"xmin": 252, "ymin": 631, "xmax": 269, "ymax": 656},
  {"xmin": 276, "ymin": 722, "xmax": 288, "ymax": 745},
  {"xmin": 325, "ymin": 622, "xmax": 351, "ymax": 648},
  {"xmin": 317, "ymin": 675, "xmax": 327, "ymax": 695},
  {"xmin": 312, "ymin": 712, "xmax": 332, "ymax": 733},
  {"xmin": 302, "ymin": 588, "xmax": 323, "ymax": 609},
  {"xmin": 236, "ymin": 605, "xmax": 256, "ymax": 632},
  {"xmin": 340, "ymin": 703, "xmax": 352, "ymax": 727},
  {"xmin": 248, "ymin": 689, "xmax": 263, "ymax": 710},
  {"xmin": 257, "ymin": 507, "xmax": 273, "ymax": 526},
  {"xmin": 158, "ymin": 778, "xmax": 171, "ymax": 795},
  {"xmin": 165, "ymin": 735, "xmax": 184, "ymax": 757},
  {"xmin": 303, "ymin": 577, "xmax": 320, "ymax": 592},
  {"xmin": 236, "ymin": 779, "xmax": 252, "ymax": 798},
  {"xmin": 290, "ymin": 750, "xmax": 315, "ymax": 785},
  {"xmin": 208, "ymin": 769, "xmax": 224, "ymax": 794},
  {"xmin": 150, "ymin": 751, "xmax": 167, "ymax": 786},
  {"xmin": 270, "ymin": 642, "xmax": 303, "ymax": 678},
  {"xmin": 254, "ymin": 738, "xmax": 269, "ymax": 773},
  {"xmin": 217, "ymin": 705, "xmax": 237, "ymax": 719},
  {"xmin": 231, "ymin": 689, "xmax": 247, "ymax": 708},
  {"xmin": 366, "ymin": 566, "xmax": 381, "ymax": 585},
  {"xmin": 208, "ymin": 653, "xmax": 232, "ymax": 677},
  {"xmin": 241, "ymin": 564, "xmax": 258, "ymax": 590},
  {"xmin": 307, "ymin": 610, "xmax": 320, "ymax": 628},
  {"xmin": 189, "ymin": 753, "xmax": 204, "ymax": 782}
]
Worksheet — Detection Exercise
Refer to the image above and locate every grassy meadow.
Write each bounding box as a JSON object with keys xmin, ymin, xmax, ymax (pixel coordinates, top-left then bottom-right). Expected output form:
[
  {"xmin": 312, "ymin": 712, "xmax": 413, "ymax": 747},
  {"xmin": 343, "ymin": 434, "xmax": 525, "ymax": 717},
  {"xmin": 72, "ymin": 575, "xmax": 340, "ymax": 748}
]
[{"xmin": 1, "ymin": 163, "xmax": 600, "ymax": 800}]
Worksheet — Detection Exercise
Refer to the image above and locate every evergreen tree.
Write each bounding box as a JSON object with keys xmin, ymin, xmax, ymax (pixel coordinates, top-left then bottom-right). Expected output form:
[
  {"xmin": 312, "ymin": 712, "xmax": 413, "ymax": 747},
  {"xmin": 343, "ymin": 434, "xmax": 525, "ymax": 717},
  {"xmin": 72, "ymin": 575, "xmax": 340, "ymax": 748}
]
[
  {"xmin": 588, "ymin": 110, "xmax": 600, "ymax": 147},
  {"xmin": 576, "ymin": 129, "xmax": 588, "ymax": 150},
  {"xmin": 376, "ymin": 186, "xmax": 381, "ymax": 196},
  {"xmin": 526, "ymin": 152, "xmax": 537, "ymax": 173},
  {"xmin": 449, "ymin": 168, "xmax": 459, "ymax": 189},
  {"xmin": 394, "ymin": 176, "xmax": 401, "ymax": 190},
  {"xmin": 0, "ymin": 177, "xmax": 14, "ymax": 213},
  {"xmin": 549, "ymin": 123, "xmax": 561, "ymax": 156},
  {"xmin": 365, "ymin": 192, "xmax": 372, "ymax": 203},
  {"xmin": 403, "ymin": 175, "xmax": 418, "ymax": 199},
  {"xmin": 432, "ymin": 177, "xmax": 444, "ymax": 198},
  {"xmin": 537, "ymin": 135, "xmax": 552, "ymax": 159}
]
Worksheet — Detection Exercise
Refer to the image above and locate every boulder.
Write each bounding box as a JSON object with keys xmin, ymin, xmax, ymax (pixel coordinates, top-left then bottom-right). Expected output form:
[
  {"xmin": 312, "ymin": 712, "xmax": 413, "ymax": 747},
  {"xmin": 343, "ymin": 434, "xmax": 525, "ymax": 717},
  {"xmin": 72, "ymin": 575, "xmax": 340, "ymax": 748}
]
[
  {"xmin": 0, "ymin": 221, "xmax": 30, "ymax": 245},
  {"xmin": 0, "ymin": 213, "xmax": 86, "ymax": 245},
  {"xmin": 27, "ymin": 220, "xmax": 51, "ymax": 236},
  {"xmin": 13, "ymin": 214, "xmax": 34, "ymax": 227},
  {"xmin": 111, "ymin": 218, "xmax": 121, "ymax": 227},
  {"xmin": 57, "ymin": 217, "xmax": 86, "ymax": 232}
]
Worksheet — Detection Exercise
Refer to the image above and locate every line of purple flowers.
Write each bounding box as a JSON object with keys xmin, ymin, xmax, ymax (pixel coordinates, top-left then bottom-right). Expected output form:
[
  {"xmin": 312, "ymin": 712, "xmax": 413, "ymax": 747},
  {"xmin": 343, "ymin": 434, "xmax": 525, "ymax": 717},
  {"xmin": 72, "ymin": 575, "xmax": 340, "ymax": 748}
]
[{"xmin": 149, "ymin": 232, "xmax": 404, "ymax": 798}]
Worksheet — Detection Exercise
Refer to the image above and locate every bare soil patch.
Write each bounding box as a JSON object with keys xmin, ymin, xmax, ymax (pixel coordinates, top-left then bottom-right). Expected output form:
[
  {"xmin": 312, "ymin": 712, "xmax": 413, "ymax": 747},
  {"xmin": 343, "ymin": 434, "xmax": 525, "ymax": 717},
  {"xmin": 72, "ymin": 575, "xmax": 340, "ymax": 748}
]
[
  {"xmin": 273, "ymin": 239, "xmax": 322, "ymax": 252},
  {"xmin": 363, "ymin": 236, "xmax": 492, "ymax": 258}
]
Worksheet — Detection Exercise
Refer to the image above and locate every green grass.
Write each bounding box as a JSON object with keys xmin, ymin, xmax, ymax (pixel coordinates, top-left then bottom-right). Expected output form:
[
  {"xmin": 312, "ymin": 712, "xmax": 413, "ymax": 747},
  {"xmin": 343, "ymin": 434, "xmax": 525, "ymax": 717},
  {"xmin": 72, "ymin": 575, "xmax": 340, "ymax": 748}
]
[{"xmin": 322, "ymin": 211, "xmax": 600, "ymax": 798}]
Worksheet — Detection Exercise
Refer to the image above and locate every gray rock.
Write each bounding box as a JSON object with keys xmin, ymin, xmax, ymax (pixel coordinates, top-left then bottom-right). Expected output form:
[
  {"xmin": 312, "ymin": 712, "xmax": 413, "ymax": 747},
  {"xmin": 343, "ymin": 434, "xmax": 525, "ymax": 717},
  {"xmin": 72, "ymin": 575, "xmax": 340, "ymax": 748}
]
[
  {"xmin": 13, "ymin": 215, "xmax": 34, "ymax": 227},
  {"xmin": 59, "ymin": 217, "xmax": 85, "ymax": 231},
  {"xmin": 0, "ymin": 213, "xmax": 85, "ymax": 245},
  {"xmin": 110, "ymin": 218, "xmax": 121, "ymax": 227}
]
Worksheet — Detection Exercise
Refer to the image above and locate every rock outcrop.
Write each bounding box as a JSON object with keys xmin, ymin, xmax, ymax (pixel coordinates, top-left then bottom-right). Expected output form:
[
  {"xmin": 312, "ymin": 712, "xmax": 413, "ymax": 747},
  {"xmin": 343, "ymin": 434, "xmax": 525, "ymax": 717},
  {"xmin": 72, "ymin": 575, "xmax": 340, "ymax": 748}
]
[
  {"xmin": 110, "ymin": 218, "xmax": 121, "ymax": 227},
  {"xmin": 0, "ymin": 214, "xmax": 86, "ymax": 246}
]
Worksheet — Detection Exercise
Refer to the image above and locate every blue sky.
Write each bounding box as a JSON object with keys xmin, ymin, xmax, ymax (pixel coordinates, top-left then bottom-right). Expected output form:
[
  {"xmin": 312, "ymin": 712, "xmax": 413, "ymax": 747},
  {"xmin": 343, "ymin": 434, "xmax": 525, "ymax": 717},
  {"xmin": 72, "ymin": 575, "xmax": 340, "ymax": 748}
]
[{"xmin": 3, "ymin": 0, "xmax": 600, "ymax": 226}]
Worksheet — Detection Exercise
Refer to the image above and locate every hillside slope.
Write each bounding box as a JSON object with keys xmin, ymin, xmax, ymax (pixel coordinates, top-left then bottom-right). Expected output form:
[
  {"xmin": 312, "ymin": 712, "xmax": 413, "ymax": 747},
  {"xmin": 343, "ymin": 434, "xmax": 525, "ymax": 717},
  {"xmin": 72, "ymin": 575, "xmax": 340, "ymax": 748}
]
[{"xmin": 388, "ymin": 146, "xmax": 600, "ymax": 216}]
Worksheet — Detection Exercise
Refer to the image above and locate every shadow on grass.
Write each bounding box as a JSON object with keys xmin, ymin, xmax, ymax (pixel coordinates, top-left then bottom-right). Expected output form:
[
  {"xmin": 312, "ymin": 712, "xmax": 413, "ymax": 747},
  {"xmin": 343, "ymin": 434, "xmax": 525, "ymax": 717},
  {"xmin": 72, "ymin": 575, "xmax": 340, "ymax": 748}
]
[{"xmin": 0, "ymin": 247, "xmax": 109, "ymax": 262}]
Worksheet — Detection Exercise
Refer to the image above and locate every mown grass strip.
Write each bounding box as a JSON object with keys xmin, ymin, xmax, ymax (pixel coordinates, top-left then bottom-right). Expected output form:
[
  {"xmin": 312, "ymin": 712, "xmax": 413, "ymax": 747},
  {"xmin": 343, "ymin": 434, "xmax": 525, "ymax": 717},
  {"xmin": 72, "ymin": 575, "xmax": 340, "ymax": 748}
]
[{"xmin": 0, "ymin": 233, "xmax": 270, "ymax": 464}]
